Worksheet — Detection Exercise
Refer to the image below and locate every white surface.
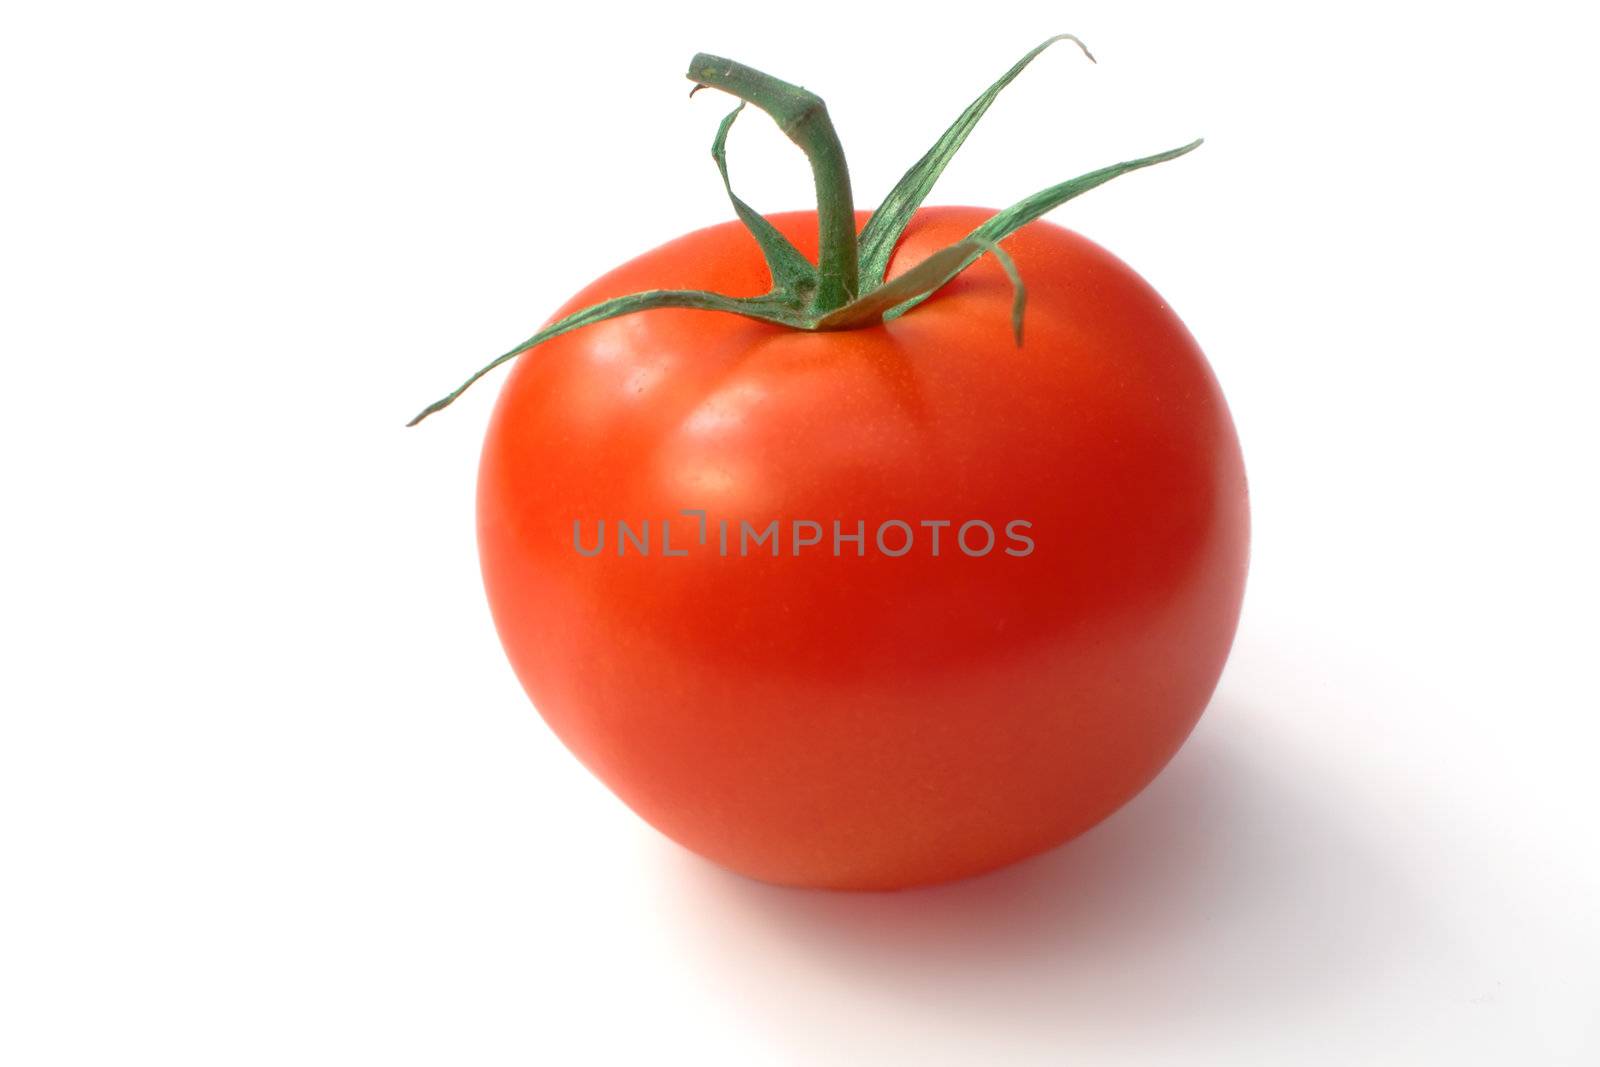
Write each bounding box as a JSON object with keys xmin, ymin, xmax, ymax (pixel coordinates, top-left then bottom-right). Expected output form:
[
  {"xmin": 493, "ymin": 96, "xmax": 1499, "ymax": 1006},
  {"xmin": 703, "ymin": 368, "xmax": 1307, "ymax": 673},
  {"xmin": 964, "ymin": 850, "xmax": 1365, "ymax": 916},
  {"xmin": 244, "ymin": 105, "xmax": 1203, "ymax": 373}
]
[{"xmin": 3, "ymin": 1, "xmax": 1597, "ymax": 1063}]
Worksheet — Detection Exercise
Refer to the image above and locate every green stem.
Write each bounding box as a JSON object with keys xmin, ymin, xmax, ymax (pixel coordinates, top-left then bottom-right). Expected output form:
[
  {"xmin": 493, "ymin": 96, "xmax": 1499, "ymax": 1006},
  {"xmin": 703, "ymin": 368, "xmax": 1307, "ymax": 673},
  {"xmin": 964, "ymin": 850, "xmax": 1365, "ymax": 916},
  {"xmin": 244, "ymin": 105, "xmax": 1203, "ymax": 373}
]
[{"xmin": 687, "ymin": 54, "xmax": 859, "ymax": 311}]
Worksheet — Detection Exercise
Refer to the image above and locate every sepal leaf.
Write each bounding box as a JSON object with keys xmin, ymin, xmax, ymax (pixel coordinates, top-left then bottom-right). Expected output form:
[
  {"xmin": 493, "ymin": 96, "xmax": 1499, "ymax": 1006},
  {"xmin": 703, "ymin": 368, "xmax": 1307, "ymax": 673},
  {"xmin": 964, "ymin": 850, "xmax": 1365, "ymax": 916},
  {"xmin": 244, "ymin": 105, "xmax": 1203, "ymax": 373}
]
[
  {"xmin": 857, "ymin": 34, "xmax": 1094, "ymax": 288},
  {"xmin": 885, "ymin": 139, "xmax": 1205, "ymax": 321},
  {"xmin": 711, "ymin": 103, "xmax": 818, "ymax": 294},
  {"xmin": 407, "ymin": 290, "xmax": 805, "ymax": 426},
  {"xmin": 815, "ymin": 237, "xmax": 1025, "ymax": 344}
]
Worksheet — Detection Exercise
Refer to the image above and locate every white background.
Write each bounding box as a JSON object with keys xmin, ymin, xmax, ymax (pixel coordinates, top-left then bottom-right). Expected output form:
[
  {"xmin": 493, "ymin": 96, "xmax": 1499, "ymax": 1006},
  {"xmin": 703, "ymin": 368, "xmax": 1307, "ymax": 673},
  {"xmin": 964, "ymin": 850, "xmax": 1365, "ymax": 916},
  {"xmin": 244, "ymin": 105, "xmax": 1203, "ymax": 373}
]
[{"xmin": 3, "ymin": 1, "xmax": 1597, "ymax": 1063}]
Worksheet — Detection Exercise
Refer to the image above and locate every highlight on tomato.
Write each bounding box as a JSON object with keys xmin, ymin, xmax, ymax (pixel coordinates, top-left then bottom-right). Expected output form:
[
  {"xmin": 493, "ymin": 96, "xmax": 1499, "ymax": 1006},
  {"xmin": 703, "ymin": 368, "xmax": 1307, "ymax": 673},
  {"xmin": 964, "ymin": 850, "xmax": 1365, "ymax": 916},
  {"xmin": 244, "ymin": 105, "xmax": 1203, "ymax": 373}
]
[{"xmin": 413, "ymin": 36, "xmax": 1249, "ymax": 890}]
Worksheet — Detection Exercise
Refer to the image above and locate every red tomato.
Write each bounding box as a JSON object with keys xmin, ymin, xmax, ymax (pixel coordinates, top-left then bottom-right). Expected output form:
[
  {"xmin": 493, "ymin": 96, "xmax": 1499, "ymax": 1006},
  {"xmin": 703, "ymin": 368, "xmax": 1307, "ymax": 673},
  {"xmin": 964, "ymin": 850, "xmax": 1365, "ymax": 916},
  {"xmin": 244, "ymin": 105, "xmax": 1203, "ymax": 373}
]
[{"xmin": 476, "ymin": 206, "xmax": 1248, "ymax": 890}]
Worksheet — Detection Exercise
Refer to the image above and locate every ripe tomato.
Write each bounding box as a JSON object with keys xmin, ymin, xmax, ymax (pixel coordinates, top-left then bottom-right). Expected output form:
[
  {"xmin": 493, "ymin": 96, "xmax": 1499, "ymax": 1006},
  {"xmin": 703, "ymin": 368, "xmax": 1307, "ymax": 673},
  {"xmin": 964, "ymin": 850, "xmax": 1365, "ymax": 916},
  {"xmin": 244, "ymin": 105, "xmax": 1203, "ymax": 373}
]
[{"xmin": 476, "ymin": 206, "xmax": 1248, "ymax": 890}]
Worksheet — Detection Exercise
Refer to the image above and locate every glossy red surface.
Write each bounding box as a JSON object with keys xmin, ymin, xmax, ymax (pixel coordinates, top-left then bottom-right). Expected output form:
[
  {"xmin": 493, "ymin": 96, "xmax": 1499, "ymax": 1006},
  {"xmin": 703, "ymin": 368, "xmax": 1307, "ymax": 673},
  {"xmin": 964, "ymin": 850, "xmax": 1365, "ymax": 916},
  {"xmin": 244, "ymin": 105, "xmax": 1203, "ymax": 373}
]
[{"xmin": 478, "ymin": 207, "xmax": 1249, "ymax": 889}]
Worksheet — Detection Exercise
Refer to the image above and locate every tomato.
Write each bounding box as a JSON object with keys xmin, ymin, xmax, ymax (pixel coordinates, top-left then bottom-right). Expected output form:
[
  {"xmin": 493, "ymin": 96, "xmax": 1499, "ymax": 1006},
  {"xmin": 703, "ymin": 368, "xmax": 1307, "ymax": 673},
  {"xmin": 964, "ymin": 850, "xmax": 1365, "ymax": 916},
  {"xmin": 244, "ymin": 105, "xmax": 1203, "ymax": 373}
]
[
  {"xmin": 475, "ymin": 205, "xmax": 1248, "ymax": 890},
  {"xmin": 426, "ymin": 39, "xmax": 1247, "ymax": 889}
]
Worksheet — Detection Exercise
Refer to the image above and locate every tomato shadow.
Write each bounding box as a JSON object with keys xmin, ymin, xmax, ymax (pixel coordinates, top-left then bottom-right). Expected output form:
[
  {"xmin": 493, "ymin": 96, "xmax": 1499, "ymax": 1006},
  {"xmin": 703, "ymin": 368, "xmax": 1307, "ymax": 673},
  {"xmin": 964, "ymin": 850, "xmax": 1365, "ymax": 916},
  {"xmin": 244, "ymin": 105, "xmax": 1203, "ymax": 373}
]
[{"xmin": 656, "ymin": 705, "xmax": 1430, "ymax": 1054}]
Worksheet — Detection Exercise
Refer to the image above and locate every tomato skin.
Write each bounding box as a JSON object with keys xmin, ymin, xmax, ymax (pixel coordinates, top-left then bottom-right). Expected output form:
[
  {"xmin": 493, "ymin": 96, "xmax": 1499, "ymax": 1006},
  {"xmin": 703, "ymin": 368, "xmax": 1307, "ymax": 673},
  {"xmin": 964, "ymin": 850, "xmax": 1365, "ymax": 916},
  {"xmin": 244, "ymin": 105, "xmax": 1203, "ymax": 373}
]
[{"xmin": 477, "ymin": 207, "xmax": 1248, "ymax": 890}]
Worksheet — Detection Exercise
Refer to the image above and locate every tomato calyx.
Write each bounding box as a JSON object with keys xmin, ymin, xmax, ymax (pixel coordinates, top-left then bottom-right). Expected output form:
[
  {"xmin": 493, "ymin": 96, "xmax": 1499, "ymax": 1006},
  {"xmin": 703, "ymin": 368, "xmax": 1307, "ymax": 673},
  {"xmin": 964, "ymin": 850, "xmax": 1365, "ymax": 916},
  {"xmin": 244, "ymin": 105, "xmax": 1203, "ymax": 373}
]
[{"xmin": 407, "ymin": 34, "xmax": 1201, "ymax": 426}]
